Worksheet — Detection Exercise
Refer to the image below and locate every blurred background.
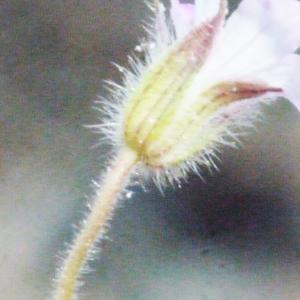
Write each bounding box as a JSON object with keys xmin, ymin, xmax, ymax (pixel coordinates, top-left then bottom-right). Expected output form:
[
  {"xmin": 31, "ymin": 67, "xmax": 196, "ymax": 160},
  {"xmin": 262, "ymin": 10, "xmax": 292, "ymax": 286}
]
[{"xmin": 0, "ymin": 0, "xmax": 300, "ymax": 299}]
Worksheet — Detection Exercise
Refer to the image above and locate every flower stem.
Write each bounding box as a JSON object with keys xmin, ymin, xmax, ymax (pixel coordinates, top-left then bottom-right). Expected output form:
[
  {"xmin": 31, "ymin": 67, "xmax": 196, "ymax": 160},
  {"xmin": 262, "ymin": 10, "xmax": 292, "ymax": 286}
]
[{"xmin": 53, "ymin": 147, "xmax": 138, "ymax": 300}]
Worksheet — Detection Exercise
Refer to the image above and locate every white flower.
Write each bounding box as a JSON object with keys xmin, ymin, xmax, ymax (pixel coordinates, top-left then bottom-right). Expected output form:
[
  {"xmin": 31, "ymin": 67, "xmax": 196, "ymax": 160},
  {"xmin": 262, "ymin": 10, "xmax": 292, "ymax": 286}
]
[
  {"xmin": 100, "ymin": 0, "xmax": 300, "ymax": 185},
  {"xmin": 53, "ymin": 3, "xmax": 300, "ymax": 298}
]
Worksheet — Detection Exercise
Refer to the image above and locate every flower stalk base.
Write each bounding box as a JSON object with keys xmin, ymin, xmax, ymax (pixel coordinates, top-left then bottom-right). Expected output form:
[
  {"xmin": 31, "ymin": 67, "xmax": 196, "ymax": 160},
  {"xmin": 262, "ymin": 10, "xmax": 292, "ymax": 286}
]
[{"xmin": 53, "ymin": 148, "xmax": 137, "ymax": 300}]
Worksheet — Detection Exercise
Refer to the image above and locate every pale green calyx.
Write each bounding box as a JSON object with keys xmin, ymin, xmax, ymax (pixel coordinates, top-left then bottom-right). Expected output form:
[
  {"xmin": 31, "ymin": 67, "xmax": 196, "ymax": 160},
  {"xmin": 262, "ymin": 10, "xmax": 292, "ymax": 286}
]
[{"xmin": 123, "ymin": 1, "xmax": 281, "ymax": 171}]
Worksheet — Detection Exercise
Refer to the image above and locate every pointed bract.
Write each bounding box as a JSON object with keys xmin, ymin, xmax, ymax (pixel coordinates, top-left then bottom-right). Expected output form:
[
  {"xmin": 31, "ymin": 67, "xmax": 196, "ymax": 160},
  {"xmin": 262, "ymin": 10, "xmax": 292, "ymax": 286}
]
[{"xmin": 171, "ymin": 0, "xmax": 226, "ymax": 39}]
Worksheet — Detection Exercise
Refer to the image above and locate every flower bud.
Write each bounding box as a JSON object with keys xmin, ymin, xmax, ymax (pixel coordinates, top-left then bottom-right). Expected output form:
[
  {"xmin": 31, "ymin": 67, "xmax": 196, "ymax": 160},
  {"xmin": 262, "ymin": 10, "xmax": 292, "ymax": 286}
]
[{"xmin": 123, "ymin": 1, "xmax": 281, "ymax": 169}]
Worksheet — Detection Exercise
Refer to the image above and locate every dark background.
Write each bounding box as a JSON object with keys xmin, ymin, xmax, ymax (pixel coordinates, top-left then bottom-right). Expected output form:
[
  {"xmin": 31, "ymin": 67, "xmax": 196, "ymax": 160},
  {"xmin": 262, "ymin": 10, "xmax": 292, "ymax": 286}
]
[{"xmin": 0, "ymin": 0, "xmax": 299, "ymax": 299}]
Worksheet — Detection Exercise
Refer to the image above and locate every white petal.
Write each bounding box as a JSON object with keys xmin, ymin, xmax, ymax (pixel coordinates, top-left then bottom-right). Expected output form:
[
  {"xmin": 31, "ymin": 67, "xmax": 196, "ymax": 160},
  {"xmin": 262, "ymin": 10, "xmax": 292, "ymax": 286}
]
[
  {"xmin": 257, "ymin": 54, "xmax": 300, "ymax": 111},
  {"xmin": 206, "ymin": 0, "xmax": 300, "ymax": 79},
  {"xmin": 170, "ymin": 0, "xmax": 223, "ymax": 39},
  {"xmin": 170, "ymin": 0, "xmax": 196, "ymax": 38},
  {"xmin": 195, "ymin": 0, "xmax": 224, "ymax": 24}
]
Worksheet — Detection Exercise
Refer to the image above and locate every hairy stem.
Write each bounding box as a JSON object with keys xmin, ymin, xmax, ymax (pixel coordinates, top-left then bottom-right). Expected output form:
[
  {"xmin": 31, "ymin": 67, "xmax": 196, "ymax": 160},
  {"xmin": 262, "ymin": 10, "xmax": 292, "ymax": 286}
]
[{"xmin": 53, "ymin": 148, "xmax": 138, "ymax": 300}]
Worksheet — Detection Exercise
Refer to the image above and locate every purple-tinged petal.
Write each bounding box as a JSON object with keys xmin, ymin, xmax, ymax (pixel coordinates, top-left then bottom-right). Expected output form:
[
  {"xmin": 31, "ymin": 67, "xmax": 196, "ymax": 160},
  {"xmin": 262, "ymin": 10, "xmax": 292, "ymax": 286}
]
[
  {"xmin": 206, "ymin": 0, "xmax": 300, "ymax": 80},
  {"xmin": 170, "ymin": 0, "xmax": 196, "ymax": 38},
  {"xmin": 227, "ymin": 0, "xmax": 300, "ymax": 54}
]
